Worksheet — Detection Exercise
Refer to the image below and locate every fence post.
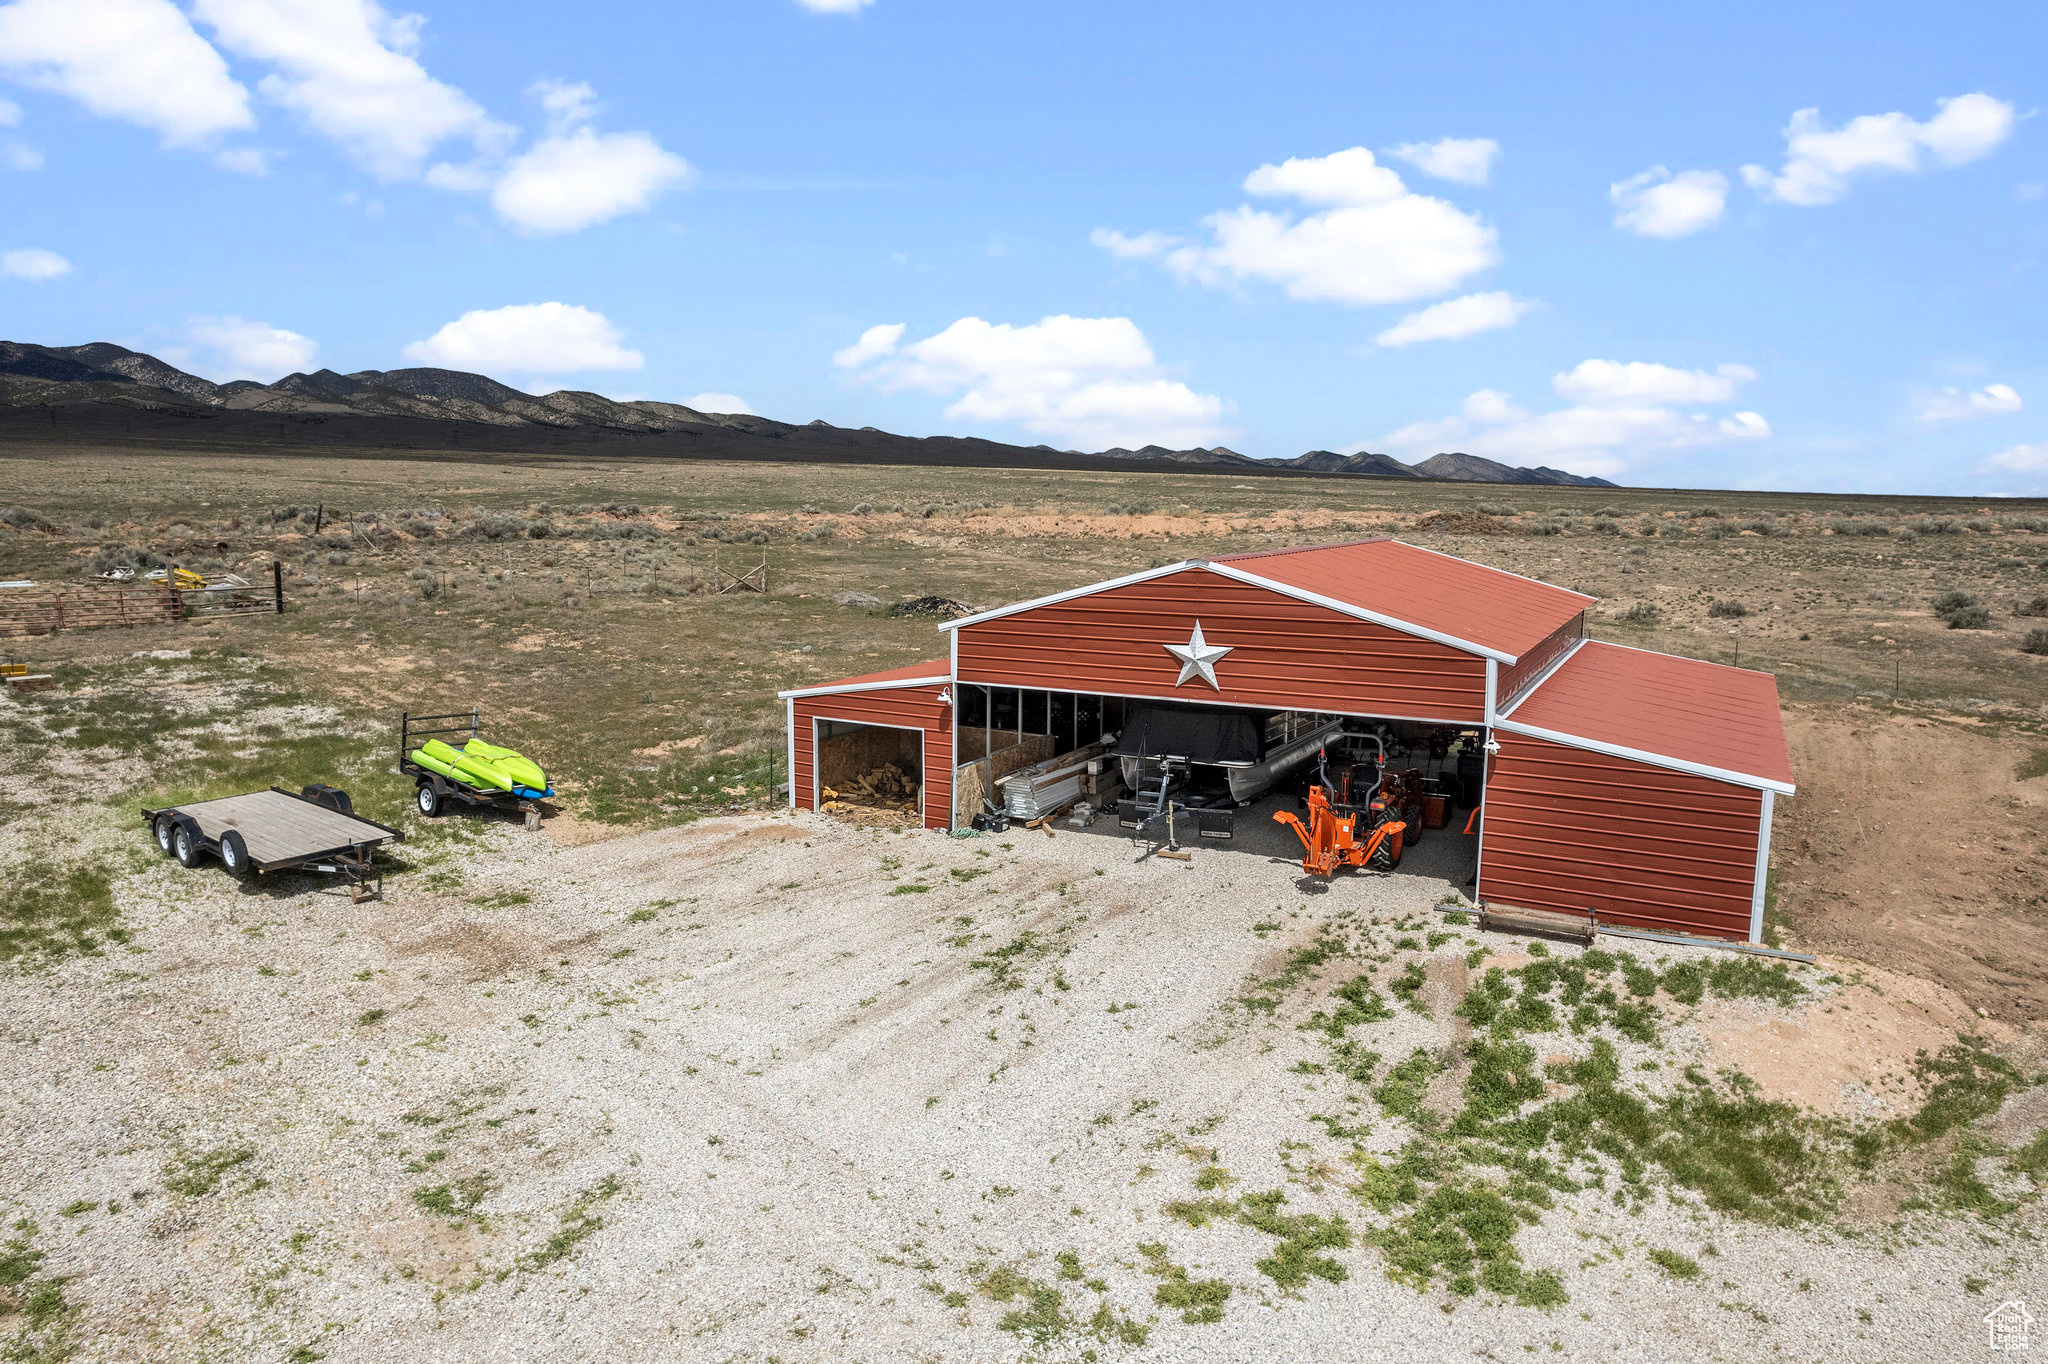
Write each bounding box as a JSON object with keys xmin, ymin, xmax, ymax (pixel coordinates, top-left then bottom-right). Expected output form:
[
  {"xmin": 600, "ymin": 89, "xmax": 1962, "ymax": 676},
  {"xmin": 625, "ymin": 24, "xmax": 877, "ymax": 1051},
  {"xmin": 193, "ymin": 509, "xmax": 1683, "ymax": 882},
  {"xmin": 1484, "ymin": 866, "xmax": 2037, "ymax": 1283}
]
[{"xmin": 273, "ymin": 560, "xmax": 284, "ymax": 614}]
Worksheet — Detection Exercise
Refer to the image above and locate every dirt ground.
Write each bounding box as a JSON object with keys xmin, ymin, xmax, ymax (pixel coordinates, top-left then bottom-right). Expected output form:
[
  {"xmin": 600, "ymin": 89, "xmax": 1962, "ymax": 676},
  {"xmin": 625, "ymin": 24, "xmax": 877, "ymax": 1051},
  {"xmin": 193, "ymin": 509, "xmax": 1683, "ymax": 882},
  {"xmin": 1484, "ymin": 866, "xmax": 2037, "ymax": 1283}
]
[
  {"xmin": 3, "ymin": 449, "xmax": 2047, "ymax": 1360},
  {"xmin": 1, "ymin": 806, "xmax": 2041, "ymax": 1364},
  {"xmin": 1774, "ymin": 703, "xmax": 2048, "ymax": 1022}
]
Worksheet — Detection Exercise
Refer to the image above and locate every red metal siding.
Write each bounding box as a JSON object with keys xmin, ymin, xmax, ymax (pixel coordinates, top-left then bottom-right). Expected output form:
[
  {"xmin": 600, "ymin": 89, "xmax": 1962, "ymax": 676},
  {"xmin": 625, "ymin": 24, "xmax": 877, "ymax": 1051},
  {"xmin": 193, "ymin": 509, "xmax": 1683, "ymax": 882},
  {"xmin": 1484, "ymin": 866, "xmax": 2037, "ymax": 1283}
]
[
  {"xmin": 1480, "ymin": 731, "xmax": 1762, "ymax": 941},
  {"xmin": 1497, "ymin": 612, "xmax": 1584, "ymax": 714},
  {"xmin": 793, "ymin": 684, "xmax": 954, "ymax": 830},
  {"xmin": 954, "ymin": 568, "xmax": 1487, "ymax": 722}
]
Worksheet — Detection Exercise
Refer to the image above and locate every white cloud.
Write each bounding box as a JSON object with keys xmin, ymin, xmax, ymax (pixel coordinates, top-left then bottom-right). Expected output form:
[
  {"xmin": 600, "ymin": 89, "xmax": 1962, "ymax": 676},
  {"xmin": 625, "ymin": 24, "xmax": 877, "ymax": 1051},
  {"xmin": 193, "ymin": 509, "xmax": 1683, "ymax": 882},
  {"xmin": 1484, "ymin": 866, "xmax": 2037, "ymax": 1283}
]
[
  {"xmin": 2, "ymin": 141, "xmax": 38, "ymax": 169},
  {"xmin": 794, "ymin": 0, "xmax": 873, "ymax": 11},
  {"xmin": 212, "ymin": 145, "xmax": 269, "ymax": 174},
  {"xmin": 188, "ymin": 314, "xmax": 316, "ymax": 378},
  {"xmin": 1919, "ymin": 383, "xmax": 2022, "ymax": 422},
  {"xmin": 1089, "ymin": 227, "xmax": 1180, "ymax": 260},
  {"xmin": 191, "ymin": 0, "xmax": 510, "ymax": 179},
  {"xmin": 832, "ymin": 322, "xmax": 904, "ymax": 369},
  {"xmin": 682, "ymin": 392, "xmax": 753, "ymax": 415},
  {"xmin": 492, "ymin": 126, "xmax": 690, "ymax": 234},
  {"xmin": 1097, "ymin": 146, "xmax": 1498, "ymax": 307},
  {"xmin": 1986, "ymin": 441, "xmax": 2048, "ymax": 473},
  {"xmin": 403, "ymin": 302, "xmax": 644, "ymax": 374},
  {"xmin": 1554, "ymin": 359, "xmax": 1754, "ymax": 406},
  {"xmin": 1375, "ymin": 359, "xmax": 1767, "ymax": 478},
  {"xmin": 1610, "ymin": 166, "xmax": 1728, "ymax": 238},
  {"xmin": 0, "ymin": 0, "xmax": 253, "ymax": 146},
  {"xmin": 837, "ymin": 314, "xmax": 1230, "ymax": 450},
  {"xmin": 1376, "ymin": 291, "xmax": 1529, "ymax": 348},
  {"xmin": 0, "ymin": 96, "xmax": 18, "ymax": 124},
  {"xmin": 1387, "ymin": 137, "xmax": 1500, "ymax": 186},
  {"xmin": 531, "ymin": 77, "xmax": 596, "ymax": 130},
  {"xmin": 2, "ymin": 246, "xmax": 68, "ymax": 279},
  {"xmin": 1740, "ymin": 93, "xmax": 2015, "ymax": 206}
]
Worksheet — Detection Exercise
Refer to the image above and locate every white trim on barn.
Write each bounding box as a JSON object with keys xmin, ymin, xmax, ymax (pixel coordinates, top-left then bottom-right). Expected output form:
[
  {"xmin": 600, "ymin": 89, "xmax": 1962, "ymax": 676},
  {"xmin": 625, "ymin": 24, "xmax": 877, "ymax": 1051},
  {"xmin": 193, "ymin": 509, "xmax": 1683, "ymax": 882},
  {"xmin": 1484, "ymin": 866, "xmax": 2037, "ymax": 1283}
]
[
  {"xmin": 778, "ymin": 674, "xmax": 953, "ymax": 701},
  {"xmin": 1496, "ymin": 637, "xmax": 1588, "ymax": 720},
  {"xmin": 1196, "ymin": 561, "xmax": 1515, "ymax": 663},
  {"xmin": 937, "ymin": 555, "xmax": 1518, "ymax": 664},
  {"xmin": 1749, "ymin": 790, "xmax": 1775, "ymax": 944},
  {"xmin": 1493, "ymin": 716, "xmax": 1796, "ymax": 796},
  {"xmin": 938, "ymin": 562, "xmax": 1200, "ymax": 632}
]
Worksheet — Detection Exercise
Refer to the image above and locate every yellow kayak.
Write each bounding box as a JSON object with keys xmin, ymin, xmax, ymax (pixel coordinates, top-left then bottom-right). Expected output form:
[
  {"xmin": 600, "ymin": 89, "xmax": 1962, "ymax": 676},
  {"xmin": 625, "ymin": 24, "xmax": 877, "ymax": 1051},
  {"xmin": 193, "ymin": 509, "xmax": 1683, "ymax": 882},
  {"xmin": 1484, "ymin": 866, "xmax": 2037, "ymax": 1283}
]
[
  {"xmin": 418, "ymin": 738, "xmax": 512, "ymax": 791},
  {"xmin": 463, "ymin": 739, "xmax": 546, "ymax": 792}
]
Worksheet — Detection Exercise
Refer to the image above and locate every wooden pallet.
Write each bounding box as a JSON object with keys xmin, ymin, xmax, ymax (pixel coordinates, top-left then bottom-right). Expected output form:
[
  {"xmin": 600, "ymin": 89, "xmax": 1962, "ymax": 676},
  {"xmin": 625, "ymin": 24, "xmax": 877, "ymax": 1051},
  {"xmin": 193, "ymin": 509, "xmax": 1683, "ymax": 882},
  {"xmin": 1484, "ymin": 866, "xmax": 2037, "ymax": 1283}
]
[{"xmin": 1477, "ymin": 903, "xmax": 1597, "ymax": 944}]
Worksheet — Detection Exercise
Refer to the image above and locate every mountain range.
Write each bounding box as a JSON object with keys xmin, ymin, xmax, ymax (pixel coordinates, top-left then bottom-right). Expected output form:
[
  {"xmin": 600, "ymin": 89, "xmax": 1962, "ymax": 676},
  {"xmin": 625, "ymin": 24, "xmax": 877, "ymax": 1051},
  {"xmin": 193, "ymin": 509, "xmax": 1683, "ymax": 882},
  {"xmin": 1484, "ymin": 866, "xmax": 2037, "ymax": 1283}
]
[{"xmin": 0, "ymin": 340, "xmax": 1615, "ymax": 488}]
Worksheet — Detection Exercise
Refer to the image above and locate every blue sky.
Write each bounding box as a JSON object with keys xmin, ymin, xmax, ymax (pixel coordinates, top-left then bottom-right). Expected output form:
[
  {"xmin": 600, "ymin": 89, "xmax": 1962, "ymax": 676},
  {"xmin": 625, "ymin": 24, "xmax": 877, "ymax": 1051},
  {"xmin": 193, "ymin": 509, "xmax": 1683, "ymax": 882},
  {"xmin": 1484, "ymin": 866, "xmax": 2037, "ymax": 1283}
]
[{"xmin": 2, "ymin": 1, "xmax": 2044, "ymax": 494}]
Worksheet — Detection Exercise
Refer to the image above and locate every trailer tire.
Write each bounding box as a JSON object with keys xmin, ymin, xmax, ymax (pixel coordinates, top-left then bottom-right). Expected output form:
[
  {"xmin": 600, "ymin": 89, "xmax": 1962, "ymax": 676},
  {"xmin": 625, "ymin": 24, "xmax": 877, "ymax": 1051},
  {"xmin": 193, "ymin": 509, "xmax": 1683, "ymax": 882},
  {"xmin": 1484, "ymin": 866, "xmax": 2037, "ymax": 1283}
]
[
  {"xmin": 173, "ymin": 818, "xmax": 205, "ymax": 868},
  {"xmin": 416, "ymin": 781, "xmax": 442, "ymax": 818},
  {"xmin": 220, "ymin": 830, "xmax": 251, "ymax": 877},
  {"xmin": 153, "ymin": 814, "xmax": 176, "ymax": 855}
]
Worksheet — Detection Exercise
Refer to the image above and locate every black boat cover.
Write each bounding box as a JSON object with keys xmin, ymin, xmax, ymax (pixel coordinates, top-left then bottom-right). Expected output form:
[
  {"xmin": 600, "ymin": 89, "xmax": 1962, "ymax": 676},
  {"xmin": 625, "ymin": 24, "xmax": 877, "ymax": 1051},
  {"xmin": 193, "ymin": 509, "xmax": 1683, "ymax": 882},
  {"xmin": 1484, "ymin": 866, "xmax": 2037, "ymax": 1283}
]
[{"xmin": 1112, "ymin": 701, "xmax": 1266, "ymax": 765}]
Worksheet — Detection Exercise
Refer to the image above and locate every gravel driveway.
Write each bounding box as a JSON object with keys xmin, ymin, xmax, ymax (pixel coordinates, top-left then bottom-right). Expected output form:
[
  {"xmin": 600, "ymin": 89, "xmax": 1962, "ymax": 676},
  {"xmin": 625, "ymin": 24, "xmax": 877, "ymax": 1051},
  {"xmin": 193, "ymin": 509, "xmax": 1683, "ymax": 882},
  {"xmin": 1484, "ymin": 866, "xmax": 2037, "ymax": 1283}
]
[{"xmin": 2, "ymin": 806, "xmax": 2038, "ymax": 1363}]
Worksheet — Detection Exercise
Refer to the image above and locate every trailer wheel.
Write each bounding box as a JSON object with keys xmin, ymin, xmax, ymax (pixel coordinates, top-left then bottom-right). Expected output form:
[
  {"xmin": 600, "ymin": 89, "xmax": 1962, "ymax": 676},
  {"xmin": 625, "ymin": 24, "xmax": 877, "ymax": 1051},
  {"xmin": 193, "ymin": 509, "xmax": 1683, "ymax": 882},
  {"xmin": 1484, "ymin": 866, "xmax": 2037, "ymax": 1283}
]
[
  {"xmin": 416, "ymin": 782, "xmax": 442, "ymax": 818},
  {"xmin": 173, "ymin": 819, "xmax": 204, "ymax": 868},
  {"xmin": 219, "ymin": 830, "xmax": 251, "ymax": 877},
  {"xmin": 153, "ymin": 814, "xmax": 176, "ymax": 855}
]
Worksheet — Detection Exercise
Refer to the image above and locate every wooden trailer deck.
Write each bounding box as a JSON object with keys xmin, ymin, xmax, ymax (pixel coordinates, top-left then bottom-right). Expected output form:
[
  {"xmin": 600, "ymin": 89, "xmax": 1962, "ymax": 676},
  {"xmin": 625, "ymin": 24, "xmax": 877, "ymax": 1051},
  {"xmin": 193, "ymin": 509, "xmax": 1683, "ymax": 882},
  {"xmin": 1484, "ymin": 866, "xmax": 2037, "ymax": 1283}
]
[{"xmin": 162, "ymin": 790, "xmax": 399, "ymax": 868}]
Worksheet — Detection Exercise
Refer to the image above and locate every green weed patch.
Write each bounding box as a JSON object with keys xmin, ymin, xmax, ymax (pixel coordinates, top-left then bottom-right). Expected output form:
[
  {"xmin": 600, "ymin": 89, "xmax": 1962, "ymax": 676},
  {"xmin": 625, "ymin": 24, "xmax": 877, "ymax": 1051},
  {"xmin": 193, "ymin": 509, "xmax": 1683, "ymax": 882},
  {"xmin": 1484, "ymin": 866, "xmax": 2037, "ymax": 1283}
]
[
  {"xmin": 0, "ymin": 861, "xmax": 120, "ymax": 963},
  {"xmin": 516, "ymin": 1174, "xmax": 622, "ymax": 1273},
  {"xmin": 164, "ymin": 1144, "xmax": 256, "ymax": 1197},
  {"xmin": 1138, "ymin": 1242, "xmax": 1230, "ymax": 1323}
]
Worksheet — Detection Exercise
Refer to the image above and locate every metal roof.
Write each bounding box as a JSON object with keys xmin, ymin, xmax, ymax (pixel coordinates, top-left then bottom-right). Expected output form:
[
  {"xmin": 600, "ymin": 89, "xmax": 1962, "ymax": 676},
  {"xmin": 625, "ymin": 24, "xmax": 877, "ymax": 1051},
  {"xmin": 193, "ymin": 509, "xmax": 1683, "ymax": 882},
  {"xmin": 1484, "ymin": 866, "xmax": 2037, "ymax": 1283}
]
[
  {"xmin": 777, "ymin": 660, "xmax": 951, "ymax": 700},
  {"xmin": 940, "ymin": 539, "xmax": 1594, "ymax": 663},
  {"xmin": 1211, "ymin": 539, "xmax": 1595, "ymax": 661},
  {"xmin": 1499, "ymin": 640, "xmax": 1794, "ymax": 793}
]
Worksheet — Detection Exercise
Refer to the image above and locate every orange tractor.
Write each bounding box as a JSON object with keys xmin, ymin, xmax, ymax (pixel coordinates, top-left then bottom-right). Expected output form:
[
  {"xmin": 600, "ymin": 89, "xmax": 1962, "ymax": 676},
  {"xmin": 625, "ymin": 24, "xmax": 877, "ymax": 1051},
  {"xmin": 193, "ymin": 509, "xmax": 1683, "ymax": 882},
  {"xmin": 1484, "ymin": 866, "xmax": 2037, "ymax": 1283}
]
[{"xmin": 1274, "ymin": 743, "xmax": 1408, "ymax": 876}]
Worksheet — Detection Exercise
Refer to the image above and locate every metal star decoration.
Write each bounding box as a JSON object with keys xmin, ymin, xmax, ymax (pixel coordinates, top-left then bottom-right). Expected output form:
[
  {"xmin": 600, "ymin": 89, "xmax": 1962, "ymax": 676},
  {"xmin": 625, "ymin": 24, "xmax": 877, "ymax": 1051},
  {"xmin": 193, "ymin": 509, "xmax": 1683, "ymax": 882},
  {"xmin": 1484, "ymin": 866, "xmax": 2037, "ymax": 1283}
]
[{"xmin": 1165, "ymin": 620, "xmax": 1232, "ymax": 689}]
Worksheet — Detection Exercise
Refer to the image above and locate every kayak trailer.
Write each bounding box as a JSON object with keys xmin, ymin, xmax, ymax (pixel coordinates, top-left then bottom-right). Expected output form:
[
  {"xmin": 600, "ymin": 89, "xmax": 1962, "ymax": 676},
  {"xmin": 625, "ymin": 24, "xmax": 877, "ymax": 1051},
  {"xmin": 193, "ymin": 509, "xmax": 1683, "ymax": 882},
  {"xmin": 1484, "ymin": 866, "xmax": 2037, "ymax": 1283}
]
[
  {"xmin": 141, "ymin": 785, "xmax": 402, "ymax": 902},
  {"xmin": 401, "ymin": 709, "xmax": 549, "ymax": 831}
]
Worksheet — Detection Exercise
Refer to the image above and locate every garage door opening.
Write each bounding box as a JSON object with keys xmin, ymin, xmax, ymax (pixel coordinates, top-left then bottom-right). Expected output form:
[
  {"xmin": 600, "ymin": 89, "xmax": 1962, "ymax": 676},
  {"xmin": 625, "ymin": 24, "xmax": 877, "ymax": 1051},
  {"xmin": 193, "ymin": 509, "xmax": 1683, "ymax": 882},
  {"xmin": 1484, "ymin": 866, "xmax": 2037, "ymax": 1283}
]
[{"xmin": 815, "ymin": 719, "xmax": 925, "ymax": 825}]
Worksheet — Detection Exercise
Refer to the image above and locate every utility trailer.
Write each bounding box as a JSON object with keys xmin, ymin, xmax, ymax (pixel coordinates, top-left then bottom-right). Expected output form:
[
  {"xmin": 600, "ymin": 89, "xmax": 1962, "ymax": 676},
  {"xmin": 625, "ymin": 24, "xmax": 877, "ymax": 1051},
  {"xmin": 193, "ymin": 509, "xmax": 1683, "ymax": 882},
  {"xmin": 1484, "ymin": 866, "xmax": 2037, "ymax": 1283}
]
[
  {"xmin": 141, "ymin": 785, "xmax": 402, "ymax": 901},
  {"xmin": 400, "ymin": 709, "xmax": 549, "ymax": 831}
]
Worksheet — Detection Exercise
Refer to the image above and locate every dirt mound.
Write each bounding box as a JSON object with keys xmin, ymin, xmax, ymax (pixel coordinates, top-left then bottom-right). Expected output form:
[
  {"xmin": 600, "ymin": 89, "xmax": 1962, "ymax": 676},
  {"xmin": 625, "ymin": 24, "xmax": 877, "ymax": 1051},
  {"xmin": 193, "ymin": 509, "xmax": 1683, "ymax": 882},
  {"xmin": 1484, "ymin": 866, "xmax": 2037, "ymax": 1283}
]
[{"xmin": 887, "ymin": 595, "xmax": 974, "ymax": 620}]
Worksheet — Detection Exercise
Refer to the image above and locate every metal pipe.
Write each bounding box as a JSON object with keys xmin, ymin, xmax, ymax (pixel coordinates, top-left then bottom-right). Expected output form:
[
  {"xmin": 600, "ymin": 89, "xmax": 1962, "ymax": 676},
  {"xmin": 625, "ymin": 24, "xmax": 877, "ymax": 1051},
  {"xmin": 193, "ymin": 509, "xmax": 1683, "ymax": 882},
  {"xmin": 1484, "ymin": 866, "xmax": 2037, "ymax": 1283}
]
[{"xmin": 1593, "ymin": 923, "xmax": 1816, "ymax": 963}]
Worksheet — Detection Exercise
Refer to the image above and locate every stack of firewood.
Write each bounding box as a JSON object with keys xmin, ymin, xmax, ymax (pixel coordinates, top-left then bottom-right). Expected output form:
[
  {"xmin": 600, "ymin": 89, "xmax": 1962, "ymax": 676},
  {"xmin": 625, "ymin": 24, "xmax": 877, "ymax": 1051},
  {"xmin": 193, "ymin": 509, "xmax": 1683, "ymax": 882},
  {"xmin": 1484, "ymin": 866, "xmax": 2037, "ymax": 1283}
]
[{"xmin": 822, "ymin": 763, "xmax": 920, "ymax": 812}]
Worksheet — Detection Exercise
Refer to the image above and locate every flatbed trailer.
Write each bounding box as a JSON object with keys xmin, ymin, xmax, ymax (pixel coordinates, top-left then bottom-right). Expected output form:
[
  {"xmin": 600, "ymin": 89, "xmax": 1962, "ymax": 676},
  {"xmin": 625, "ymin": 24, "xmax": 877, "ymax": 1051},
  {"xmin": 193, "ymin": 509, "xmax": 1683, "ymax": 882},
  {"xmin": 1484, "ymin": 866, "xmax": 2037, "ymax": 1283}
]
[
  {"xmin": 400, "ymin": 709, "xmax": 550, "ymax": 830},
  {"xmin": 141, "ymin": 785, "xmax": 402, "ymax": 901}
]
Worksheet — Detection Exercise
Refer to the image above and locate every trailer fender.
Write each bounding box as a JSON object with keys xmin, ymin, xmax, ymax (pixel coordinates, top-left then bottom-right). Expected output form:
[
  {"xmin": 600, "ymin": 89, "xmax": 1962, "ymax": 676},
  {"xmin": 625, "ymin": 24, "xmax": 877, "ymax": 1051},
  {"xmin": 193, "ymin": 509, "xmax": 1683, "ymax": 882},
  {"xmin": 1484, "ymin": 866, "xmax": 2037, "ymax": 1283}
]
[{"xmin": 171, "ymin": 814, "xmax": 208, "ymax": 868}]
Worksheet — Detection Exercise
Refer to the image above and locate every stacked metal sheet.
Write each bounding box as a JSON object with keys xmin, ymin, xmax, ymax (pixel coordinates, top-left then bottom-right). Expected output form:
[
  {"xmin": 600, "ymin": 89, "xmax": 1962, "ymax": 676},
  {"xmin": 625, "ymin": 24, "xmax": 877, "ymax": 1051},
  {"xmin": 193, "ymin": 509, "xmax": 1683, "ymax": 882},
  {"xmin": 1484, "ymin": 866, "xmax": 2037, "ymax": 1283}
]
[{"xmin": 998, "ymin": 744, "xmax": 1104, "ymax": 821}]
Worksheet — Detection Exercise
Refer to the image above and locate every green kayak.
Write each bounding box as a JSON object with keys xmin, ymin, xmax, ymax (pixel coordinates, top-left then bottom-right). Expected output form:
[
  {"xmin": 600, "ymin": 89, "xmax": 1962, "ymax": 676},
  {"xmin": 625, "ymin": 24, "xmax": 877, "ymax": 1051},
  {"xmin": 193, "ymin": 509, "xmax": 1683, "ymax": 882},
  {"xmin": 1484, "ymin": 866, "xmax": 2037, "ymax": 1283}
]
[
  {"xmin": 415, "ymin": 738, "xmax": 512, "ymax": 791},
  {"xmin": 409, "ymin": 747, "xmax": 458, "ymax": 779},
  {"xmin": 463, "ymin": 739, "xmax": 546, "ymax": 791}
]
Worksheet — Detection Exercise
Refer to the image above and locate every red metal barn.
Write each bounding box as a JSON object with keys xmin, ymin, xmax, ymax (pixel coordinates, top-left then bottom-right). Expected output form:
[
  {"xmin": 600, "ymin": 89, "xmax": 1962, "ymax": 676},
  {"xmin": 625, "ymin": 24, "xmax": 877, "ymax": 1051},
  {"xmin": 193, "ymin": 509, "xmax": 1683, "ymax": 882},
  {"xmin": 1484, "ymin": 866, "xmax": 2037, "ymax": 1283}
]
[{"xmin": 780, "ymin": 539, "xmax": 1793, "ymax": 944}]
